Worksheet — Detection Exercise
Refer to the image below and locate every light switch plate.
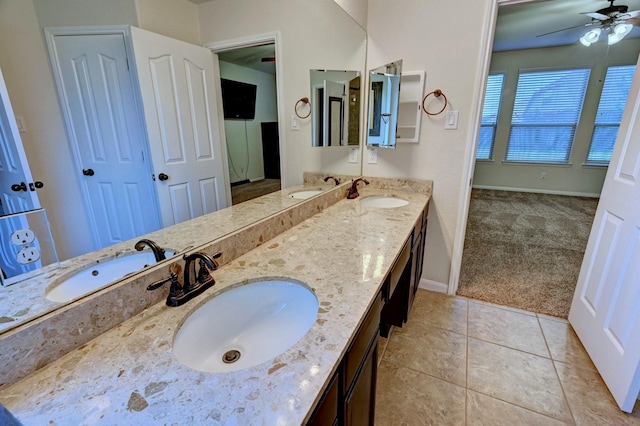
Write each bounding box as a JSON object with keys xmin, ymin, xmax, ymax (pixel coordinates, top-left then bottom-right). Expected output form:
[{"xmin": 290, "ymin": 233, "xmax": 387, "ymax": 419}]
[
  {"xmin": 291, "ymin": 115, "xmax": 300, "ymax": 131},
  {"xmin": 367, "ymin": 147, "xmax": 378, "ymax": 164},
  {"xmin": 348, "ymin": 148, "xmax": 358, "ymax": 163},
  {"xmin": 445, "ymin": 110, "xmax": 458, "ymax": 130}
]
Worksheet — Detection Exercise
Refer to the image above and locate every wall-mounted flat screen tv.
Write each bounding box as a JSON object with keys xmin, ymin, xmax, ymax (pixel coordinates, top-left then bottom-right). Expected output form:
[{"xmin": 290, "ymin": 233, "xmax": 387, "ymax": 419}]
[{"xmin": 220, "ymin": 78, "xmax": 257, "ymax": 120}]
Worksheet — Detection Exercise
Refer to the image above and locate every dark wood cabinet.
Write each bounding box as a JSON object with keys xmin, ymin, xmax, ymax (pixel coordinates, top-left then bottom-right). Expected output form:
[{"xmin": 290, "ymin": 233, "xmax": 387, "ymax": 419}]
[
  {"xmin": 307, "ymin": 293, "xmax": 382, "ymax": 426},
  {"xmin": 308, "ymin": 202, "xmax": 429, "ymax": 425}
]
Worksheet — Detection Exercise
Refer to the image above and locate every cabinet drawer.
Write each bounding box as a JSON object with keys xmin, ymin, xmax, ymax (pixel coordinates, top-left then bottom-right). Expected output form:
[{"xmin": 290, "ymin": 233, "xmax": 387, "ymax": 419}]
[{"xmin": 344, "ymin": 292, "xmax": 383, "ymax": 390}]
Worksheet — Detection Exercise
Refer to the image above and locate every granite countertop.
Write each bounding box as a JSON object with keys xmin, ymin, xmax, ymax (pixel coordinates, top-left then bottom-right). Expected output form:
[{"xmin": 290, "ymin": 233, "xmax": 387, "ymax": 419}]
[
  {"xmin": 0, "ymin": 182, "xmax": 339, "ymax": 335},
  {"xmin": 0, "ymin": 186, "xmax": 429, "ymax": 425}
]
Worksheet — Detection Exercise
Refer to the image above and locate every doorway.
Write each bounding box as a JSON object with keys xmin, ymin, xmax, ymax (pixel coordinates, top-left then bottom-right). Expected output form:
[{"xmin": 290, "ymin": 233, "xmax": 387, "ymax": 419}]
[
  {"xmin": 455, "ymin": 0, "xmax": 638, "ymax": 318},
  {"xmin": 215, "ymin": 43, "xmax": 282, "ymax": 205}
]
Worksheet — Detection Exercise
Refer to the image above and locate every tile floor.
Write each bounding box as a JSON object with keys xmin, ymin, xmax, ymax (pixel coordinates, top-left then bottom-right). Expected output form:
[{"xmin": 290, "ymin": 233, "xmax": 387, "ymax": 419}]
[{"xmin": 375, "ymin": 289, "xmax": 640, "ymax": 425}]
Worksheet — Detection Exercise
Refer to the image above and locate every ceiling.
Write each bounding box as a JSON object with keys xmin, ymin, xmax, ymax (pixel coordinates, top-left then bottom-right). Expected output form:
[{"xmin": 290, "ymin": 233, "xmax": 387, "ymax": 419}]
[
  {"xmin": 217, "ymin": 44, "xmax": 277, "ymax": 75},
  {"xmin": 494, "ymin": 0, "xmax": 640, "ymax": 51}
]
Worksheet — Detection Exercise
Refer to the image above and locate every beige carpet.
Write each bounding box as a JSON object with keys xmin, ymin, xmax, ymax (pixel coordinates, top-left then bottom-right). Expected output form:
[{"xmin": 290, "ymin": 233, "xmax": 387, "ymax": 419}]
[
  {"xmin": 231, "ymin": 179, "xmax": 281, "ymax": 205},
  {"xmin": 458, "ymin": 189, "xmax": 599, "ymax": 318}
]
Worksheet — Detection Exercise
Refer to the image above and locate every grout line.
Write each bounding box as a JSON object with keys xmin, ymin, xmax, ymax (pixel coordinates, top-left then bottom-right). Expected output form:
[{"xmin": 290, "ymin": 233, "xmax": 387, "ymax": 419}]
[{"xmin": 537, "ymin": 313, "xmax": 578, "ymax": 425}]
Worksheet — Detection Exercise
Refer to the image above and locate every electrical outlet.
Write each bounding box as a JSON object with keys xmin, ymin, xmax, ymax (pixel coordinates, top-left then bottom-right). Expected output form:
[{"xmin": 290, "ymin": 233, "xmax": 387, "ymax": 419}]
[
  {"xmin": 16, "ymin": 246, "xmax": 41, "ymax": 265},
  {"xmin": 11, "ymin": 229, "xmax": 36, "ymax": 246}
]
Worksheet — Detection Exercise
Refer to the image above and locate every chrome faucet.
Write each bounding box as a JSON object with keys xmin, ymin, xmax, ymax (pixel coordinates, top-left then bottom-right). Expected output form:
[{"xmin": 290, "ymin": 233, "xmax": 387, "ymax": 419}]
[
  {"xmin": 147, "ymin": 251, "xmax": 222, "ymax": 307},
  {"xmin": 347, "ymin": 178, "xmax": 369, "ymax": 199},
  {"xmin": 134, "ymin": 239, "xmax": 166, "ymax": 262},
  {"xmin": 323, "ymin": 176, "xmax": 340, "ymax": 186}
]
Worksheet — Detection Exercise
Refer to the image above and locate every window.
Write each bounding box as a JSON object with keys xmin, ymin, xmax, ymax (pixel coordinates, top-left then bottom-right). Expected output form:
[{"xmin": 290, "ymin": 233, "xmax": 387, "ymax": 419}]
[
  {"xmin": 477, "ymin": 73, "xmax": 505, "ymax": 160},
  {"xmin": 586, "ymin": 65, "xmax": 636, "ymax": 165},
  {"xmin": 506, "ymin": 68, "xmax": 590, "ymax": 163}
]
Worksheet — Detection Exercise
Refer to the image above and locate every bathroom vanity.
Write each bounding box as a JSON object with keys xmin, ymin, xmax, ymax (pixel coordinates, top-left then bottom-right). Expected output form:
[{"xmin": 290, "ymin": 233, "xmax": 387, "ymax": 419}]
[{"xmin": 0, "ymin": 178, "xmax": 431, "ymax": 425}]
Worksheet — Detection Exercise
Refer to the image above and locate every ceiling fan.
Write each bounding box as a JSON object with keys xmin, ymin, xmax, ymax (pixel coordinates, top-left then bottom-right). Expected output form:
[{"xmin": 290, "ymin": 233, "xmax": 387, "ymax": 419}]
[{"xmin": 537, "ymin": 0, "xmax": 640, "ymax": 46}]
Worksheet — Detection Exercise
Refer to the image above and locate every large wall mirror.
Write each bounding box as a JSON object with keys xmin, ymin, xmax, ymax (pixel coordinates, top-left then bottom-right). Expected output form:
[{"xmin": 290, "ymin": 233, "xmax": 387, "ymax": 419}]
[
  {"xmin": 367, "ymin": 60, "xmax": 403, "ymax": 148},
  {"xmin": 0, "ymin": 0, "xmax": 366, "ymax": 335},
  {"xmin": 310, "ymin": 70, "xmax": 361, "ymax": 147}
]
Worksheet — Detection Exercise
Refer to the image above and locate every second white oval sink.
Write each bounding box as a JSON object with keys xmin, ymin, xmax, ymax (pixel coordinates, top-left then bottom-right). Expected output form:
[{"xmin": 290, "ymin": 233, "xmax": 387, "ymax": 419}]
[
  {"xmin": 173, "ymin": 278, "xmax": 318, "ymax": 373},
  {"xmin": 44, "ymin": 250, "xmax": 174, "ymax": 303},
  {"xmin": 361, "ymin": 195, "xmax": 409, "ymax": 208}
]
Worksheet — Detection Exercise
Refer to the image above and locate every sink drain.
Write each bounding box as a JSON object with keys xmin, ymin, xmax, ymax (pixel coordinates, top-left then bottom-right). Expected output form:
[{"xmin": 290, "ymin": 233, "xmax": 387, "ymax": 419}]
[{"xmin": 222, "ymin": 350, "xmax": 241, "ymax": 364}]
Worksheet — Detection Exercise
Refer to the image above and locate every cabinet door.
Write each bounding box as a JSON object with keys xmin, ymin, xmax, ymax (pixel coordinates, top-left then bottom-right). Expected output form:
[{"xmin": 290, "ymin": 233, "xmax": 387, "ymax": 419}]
[
  {"xmin": 345, "ymin": 337, "xmax": 378, "ymax": 426},
  {"xmin": 308, "ymin": 373, "xmax": 339, "ymax": 426}
]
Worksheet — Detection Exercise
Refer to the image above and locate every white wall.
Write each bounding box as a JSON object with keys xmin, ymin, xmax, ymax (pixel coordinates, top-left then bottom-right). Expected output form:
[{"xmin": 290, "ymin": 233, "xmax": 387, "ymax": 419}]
[
  {"xmin": 32, "ymin": 0, "xmax": 138, "ymax": 27},
  {"xmin": 333, "ymin": 0, "xmax": 368, "ymax": 30},
  {"xmin": 219, "ymin": 61, "xmax": 278, "ymax": 184},
  {"xmin": 135, "ymin": 0, "xmax": 201, "ymax": 45},
  {"xmin": 366, "ymin": 0, "xmax": 493, "ymax": 286},
  {"xmin": 196, "ymin": 0, "xmax": 366, "ymax": 188},
  {"xmin": 0, "ymin": 0, "xmax": 95, "ymax": 260},
  {"xmin": 473, "ymin": 40, "xmax": 640, "ymax": 197}
]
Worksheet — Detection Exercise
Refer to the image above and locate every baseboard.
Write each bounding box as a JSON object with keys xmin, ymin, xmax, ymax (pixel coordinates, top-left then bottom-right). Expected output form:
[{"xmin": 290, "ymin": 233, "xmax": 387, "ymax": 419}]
[
  {"xmin": 250, "ymin": 176, "xmax": 266, "ymax": 182},
  {"xmin": 472, "ymin": 185, "xmax": 600, "ymax": 198},
  {"xmin": 230, "ymin": 179, "xmax": 250, "ymax": 187},
  {"xmin": 419, "ymin": 278, "xmax": 448, "ymax": 293}
]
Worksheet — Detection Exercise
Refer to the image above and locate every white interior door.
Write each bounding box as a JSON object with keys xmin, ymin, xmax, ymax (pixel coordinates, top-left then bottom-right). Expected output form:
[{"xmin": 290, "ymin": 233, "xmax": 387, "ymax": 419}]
[
  {"xmin": 569, "ymin": 55, "xmax": 640, "ymax": 413},
  {"xmin": 130, "ymin": 27, "xmax": 229, "ymax": 227},
  {"xmin": 0, "ymin": 68, "xmax": 40, "ymax": 215},
  {"xmin": 48, "ymin": 32, "xmax": 161, "ymax": 248}
]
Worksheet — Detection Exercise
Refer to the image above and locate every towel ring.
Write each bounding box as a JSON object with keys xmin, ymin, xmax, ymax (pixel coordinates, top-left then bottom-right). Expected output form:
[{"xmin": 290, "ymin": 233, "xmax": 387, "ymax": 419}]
[
  {"xmin": 295, "ymin": 97, "xmax": 311, "ymax": 119},
  {"xmin": 422, "ymin": 89, "xmax": 448, "ymax": 116}
]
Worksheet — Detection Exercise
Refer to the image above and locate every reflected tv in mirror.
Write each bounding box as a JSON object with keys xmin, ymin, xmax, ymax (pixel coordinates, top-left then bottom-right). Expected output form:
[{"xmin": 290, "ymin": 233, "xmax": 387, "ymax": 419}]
[{"xmin": 221, "ymin": 78, "xmax": 257, "ymax": 120}]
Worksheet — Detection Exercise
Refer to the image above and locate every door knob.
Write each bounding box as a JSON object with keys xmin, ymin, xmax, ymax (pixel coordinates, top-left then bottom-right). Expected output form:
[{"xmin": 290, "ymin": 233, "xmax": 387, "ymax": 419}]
[
  {"xmin": 158, "ymin": 173, "xmax": 169, "ymax": 181},
  {"xmin": 11, "ymin": 182, "xmax": 27, "ymax": 192},
  {"xmin": 29, "ymin": 181, "xmax": 44, "ymax": 191},
  {"xmin": 83, "ymin": 168, "xmax": 95, "ymax": 176}
]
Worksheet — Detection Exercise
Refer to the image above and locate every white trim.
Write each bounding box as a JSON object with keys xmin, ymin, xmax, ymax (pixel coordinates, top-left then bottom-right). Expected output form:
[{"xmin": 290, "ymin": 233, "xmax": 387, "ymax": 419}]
[
  {"xmin": 204, "ymin": 32, "xmax": 287, "ymax": 189},
  {"xmin": 448, "ymin": 0, "xmax": 500, "ymax": 296},
  {"xmin": 250, "ymin": 176, "xmax": 266, "ymax": 182},
  {"xmin": 419, "ymin": 278, "xmax": 448, "ymax": 293},
  {"xmin": 471, "ymin": 185, "xmax": 601, "ymax": 198}
]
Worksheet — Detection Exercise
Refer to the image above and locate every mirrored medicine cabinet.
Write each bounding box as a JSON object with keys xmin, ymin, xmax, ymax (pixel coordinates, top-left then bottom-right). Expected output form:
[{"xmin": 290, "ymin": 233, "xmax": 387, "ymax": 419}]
[{"xmin": 367, "ymin": 60, "xmax": 403, "ymax": 149}]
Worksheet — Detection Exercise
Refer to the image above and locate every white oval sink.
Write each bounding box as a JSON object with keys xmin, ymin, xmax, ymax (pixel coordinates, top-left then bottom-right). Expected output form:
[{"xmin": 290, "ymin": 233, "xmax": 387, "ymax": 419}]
[
  {"xmin": 361, "ymin": 195, "xmax": 409, "ymax": 208},
  {"xmin": 289, "ymin": 189, "xmax": 323, "ymax": 199},
  {"xmin": 173, "ymin": 279, "xmax": 318, "ymax": 373},
  {"xmin": 44, "ymin": 250, "xmax": 175, "ymax": 303}
]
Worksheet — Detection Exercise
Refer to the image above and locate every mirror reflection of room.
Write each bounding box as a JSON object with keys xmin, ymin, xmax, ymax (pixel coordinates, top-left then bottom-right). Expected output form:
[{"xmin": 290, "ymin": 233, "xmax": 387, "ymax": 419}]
[
  {"xmin": 218, "ymin": 45, "xmax": 282, "ymax": 205},
  {"xmin": 367, "ymin": 60, "xmax": 402, "ymax": 148},
  {"xmin": 310, "ymin": 69, "xmax": 361, "ymax": 147}
]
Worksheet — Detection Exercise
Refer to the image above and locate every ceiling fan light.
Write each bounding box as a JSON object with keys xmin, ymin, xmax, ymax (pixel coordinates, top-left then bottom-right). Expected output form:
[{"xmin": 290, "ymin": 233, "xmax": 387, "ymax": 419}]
[
  {"xmin": 614, "ymin": 23, "xmax": 633, "ymax": 36},
  {"xmin": 608, "ymin": 24, "xmax": 632, "ymax": 45},
  {"xmin": 579, "ymin": 27, "xmax": 601, "ymax": 46}
]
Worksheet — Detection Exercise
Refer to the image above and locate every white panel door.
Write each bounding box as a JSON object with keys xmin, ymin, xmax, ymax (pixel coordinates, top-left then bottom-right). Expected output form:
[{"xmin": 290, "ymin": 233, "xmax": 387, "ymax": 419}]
[
  {"xmin": 50, "ymin": 33, "xmax": 160, "ymax": 248},
  {"xmin": 130, "ymin": 27, "xmax": 228, "ymax": 227},
  {"xmin": 0, "ymin": 68, "xmax": 40, "ymax": 215},
  {"xmin": 569, "ymin": 55, "xmax": 640, "ymax": 412}
]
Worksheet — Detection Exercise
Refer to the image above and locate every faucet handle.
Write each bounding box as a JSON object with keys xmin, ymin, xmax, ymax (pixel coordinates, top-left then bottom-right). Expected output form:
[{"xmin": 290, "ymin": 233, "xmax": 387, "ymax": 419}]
[{"xmin": 147, "ymin": 272, "xmax": 181, "ymax": 293}]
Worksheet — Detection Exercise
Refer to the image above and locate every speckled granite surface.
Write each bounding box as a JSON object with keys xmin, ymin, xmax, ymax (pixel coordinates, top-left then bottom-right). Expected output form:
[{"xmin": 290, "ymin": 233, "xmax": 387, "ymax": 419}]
[
  {"xmin": 0, "ymin": 183, "xmax": 349, "ymax": 388},
  {"xmin": 0, "ymin": 184, "xmax": 431, "ymax": 425},
  {"xmin": 0, "ymin": 182, "xmax": 341, "ymax": 336}
]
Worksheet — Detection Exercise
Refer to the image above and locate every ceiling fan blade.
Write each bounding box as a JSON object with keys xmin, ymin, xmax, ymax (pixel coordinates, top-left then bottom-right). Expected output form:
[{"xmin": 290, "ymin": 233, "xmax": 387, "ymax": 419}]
[
  {"xmin": 536, "ymin": 23, "xmax": 591, "ymax": 37},
  {"xmin": 581, "ymin": 12, "xmax": 610, "ymax": 20},
  {"xmin": 622, "ymin": 9, "xmax": 640, "ymax": 19}
]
